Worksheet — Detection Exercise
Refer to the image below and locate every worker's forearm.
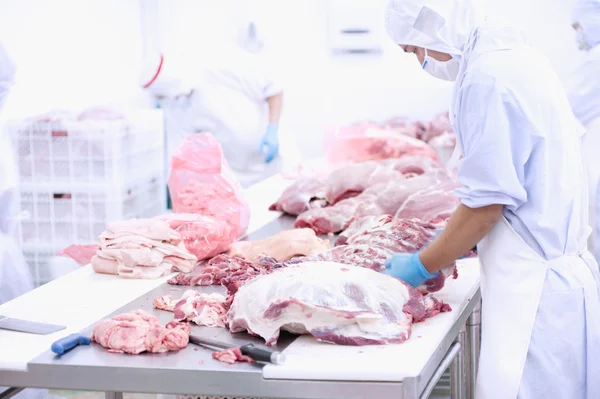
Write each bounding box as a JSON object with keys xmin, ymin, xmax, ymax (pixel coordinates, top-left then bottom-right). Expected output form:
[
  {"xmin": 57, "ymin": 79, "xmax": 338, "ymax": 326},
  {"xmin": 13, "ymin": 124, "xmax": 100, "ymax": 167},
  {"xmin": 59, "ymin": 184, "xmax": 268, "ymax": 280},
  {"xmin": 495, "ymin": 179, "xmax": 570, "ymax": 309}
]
[
  {"xmin": 419, "ymin": 203, "xmax": 503, "ymax": 273},
  {"xmin": 266, "ymin": 92, "xmax": 283, "ymax": 124}
]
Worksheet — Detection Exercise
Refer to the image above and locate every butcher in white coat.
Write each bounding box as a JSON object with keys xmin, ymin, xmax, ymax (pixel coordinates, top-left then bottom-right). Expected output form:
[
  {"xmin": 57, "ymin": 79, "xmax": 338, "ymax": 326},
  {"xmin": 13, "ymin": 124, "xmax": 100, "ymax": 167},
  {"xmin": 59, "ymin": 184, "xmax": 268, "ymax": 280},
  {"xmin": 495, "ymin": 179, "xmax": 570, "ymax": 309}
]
[
  {"xmin": 568, "ymin": 0, "xmax": 600, "ymax": 263},
  {"xmin": 0, "ymin": 42, "xmax": 34, "ymax": 305},
  {"xmin": 141, "ymin": 45, "xmax": 285, "ymax": 189},
  {"xmin": 382, "ymin": 1, "xmax": 600, "ymax": 398}
]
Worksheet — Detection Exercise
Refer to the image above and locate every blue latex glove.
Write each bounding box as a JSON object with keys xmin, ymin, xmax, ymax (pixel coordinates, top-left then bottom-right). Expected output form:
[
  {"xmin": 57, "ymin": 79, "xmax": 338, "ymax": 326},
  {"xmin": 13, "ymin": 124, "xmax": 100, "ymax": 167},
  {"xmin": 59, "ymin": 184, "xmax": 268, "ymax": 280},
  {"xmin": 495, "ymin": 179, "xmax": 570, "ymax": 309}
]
[
  {"xmin": 259, "ymin": 124, "xmax": 279, "ymax": 163},
  {"xmin": 383, "ymin": 252, "xmax": 438, "ymax": 288}
]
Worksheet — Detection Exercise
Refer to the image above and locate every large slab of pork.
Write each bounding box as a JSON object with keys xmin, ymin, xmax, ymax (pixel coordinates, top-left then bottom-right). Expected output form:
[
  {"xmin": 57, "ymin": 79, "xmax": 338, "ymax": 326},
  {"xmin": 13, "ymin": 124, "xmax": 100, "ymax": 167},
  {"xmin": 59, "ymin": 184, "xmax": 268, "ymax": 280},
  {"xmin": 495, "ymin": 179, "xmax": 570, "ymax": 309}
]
[
  {"xmin": 227, "ymin": 262, "xmax": 451, "ymax": 346},
  {"xmin": 269, "ymin": 177, "xmax": 328, "ymax": 216},
  {"xmin": 227, "ymin": 228, "xmax": 331, "ymax": 261}
]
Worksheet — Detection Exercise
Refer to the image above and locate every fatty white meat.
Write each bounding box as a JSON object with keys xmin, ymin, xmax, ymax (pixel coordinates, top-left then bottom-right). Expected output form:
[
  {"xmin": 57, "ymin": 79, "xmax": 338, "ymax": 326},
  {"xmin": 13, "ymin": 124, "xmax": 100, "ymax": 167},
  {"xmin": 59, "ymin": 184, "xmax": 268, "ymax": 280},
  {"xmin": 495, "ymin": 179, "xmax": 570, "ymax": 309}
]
[{"xmin": 227, "ymin": 262, "xmax": 450, "ymax": 346}]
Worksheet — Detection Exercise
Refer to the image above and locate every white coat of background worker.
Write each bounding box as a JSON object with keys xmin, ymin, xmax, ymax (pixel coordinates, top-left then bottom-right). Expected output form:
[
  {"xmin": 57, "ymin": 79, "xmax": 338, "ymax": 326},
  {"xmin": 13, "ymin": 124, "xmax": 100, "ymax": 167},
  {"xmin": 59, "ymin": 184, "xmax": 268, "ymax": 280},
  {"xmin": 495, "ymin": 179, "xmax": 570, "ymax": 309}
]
[
  {"xmin": 0, "ymin": 42, "xmax": 34, "ymax": 305},
  {"xmin": 141, "ymin": 42, "xmax": 285, "ymax": 189},
  {"xmin": 568, "ymin": 0, "xmax": 600, "ymax": 263},
  {"xmin": 383, "ymin": 1, "xmax": 600, "ymax": 398}
]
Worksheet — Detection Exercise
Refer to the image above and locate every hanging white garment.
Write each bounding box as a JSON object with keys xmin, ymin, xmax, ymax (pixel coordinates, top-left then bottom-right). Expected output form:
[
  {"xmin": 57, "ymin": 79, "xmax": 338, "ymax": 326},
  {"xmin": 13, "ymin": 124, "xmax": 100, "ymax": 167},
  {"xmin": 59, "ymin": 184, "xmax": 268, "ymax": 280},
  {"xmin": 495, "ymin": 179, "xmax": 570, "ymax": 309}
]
[{"xmin": 582, "ymin": 116, "xmax": 600, "ymax": 263}]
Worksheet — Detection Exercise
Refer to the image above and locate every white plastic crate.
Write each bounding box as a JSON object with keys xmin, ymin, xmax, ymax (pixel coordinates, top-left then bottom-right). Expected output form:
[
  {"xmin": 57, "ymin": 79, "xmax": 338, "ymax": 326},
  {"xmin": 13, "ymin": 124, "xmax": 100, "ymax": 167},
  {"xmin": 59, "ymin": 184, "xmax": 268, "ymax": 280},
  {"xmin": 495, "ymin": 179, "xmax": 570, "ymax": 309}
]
[
  {"xmin": 16, "ymin": 174, "xmax": 167, "ymax": 249},
  {"xmin": 8, "ymin": 109, "xmax": 165, "ymax": 185}
]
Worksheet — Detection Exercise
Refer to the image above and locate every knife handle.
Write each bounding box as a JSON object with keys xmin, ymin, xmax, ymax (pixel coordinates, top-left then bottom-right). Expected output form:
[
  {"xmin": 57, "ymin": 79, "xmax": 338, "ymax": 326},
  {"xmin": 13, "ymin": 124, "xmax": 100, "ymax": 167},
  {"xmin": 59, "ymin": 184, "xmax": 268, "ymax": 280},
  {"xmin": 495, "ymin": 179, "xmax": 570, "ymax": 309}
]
[
  {"xmin": 51, "ymin": 334, "xmax": 91, "ymax": 355},
  {"xmin": 240, "ymin": 343, "xmax": 285, "ymax": 364}
]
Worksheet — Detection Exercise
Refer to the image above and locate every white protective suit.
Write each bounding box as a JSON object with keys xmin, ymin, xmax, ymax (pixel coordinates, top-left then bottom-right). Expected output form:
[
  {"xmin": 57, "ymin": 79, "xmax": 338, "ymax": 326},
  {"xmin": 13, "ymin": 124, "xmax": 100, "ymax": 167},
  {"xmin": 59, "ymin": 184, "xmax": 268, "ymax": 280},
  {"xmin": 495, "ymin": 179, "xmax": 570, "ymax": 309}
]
[
  {"xmin": 386, "ymin": 1, "xmax": 600, "ymax": 398},
  {"xmin": 0, "ymin": 43, "xmax": 34, "ymax": 305},
  {"xmin": 568, "ymin": 0, "xmax": 600, "ymax": 262},
  {"xmin": 143, "ymin": 48, "xmax": 289, "ymax": 188}
]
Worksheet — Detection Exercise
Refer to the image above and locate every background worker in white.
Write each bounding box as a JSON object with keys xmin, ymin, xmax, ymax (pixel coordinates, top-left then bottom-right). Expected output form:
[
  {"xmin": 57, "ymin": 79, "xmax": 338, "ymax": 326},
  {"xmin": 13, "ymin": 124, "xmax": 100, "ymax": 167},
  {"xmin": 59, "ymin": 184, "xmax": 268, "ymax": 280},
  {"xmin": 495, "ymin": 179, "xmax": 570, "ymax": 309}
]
[
  {"xmin": 142, "ymin": 45, "xmax": 284, "ymax": 189},
  {"xmin": 383, "ymin": 1, "xmax": 600, "ymax": 398},
  {"xmin": 568, "ymin": 0, "xmax": 600, "ymax": 263},
  {"xmin": 0, "ymin": 42, "xmax": 34, "ymax": 305}
]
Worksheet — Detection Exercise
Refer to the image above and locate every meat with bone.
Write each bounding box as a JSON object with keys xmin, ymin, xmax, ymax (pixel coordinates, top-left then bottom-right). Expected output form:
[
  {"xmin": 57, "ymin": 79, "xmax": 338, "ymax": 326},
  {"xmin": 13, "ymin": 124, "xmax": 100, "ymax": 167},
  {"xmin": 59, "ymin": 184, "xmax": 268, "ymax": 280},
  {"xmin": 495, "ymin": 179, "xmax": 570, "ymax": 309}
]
[
  {"xmin": 227, "ymin": 262, "xmax": 451, "ymax": 346},
  {"xmin": 91, "ymin": 310, "xmax": 190, "ymax": 354},
  {"xmin": 91, "ymin": 219, "xmax": 196, "ymax": 279},
  {"xmin": 295, "ymin": 169, "xmax": 458, "ymax": 234},
  {"xmin": 291, "ymin": 216, "xmax": 457, "ymax": 293},
  {"xmin": 227, "ymin": 229, "xmax": 331, "ymax": 261},
  {"xmin": 324, "ymin": 157, "xmax": 442, "ymax": 204},
  {"xmin": 153, "ymin": 290, "xmax": 228, "ymax": 328},
  {"xmin": 269, "ymin": 177, "xmax": 328, "ymax": 216}
]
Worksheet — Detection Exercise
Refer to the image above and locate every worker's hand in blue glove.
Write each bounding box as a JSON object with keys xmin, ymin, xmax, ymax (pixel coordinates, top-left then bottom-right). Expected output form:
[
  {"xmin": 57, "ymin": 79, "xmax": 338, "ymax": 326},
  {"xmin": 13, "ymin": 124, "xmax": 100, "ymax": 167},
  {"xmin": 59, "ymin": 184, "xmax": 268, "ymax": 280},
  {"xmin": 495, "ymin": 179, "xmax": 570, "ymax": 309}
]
[
  {"xmin": 259, "ymin": 124, "xmax": 279, "ymax": 163},
  {"xmin": 383, "ymin": 252, "xmax": 439, "ymax": 288}
]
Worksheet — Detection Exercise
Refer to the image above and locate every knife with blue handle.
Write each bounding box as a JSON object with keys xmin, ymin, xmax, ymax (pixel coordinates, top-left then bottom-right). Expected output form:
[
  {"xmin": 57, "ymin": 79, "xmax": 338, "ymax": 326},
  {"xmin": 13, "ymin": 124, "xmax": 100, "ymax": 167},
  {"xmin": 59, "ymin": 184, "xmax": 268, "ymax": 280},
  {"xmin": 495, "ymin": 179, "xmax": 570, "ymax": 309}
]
[{"xmin": 51, "ymin": 333, "xmax": 91, "ymax": 355}]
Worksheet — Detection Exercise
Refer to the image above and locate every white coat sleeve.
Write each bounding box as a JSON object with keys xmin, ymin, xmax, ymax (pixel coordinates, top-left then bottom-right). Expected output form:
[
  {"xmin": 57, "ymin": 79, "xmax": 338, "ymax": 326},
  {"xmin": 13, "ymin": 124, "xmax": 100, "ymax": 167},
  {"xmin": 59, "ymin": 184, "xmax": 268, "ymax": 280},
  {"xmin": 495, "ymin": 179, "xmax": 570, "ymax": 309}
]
[
  {"xmin": 240, "ymin": 54, "xmax": 282, "ymax": 101},
  {"xmin": 0, "ymin": 42, "xmax": 16, "ymax": 110},
  {"xmin": 453, "ymin": 79, "xmax": 530, "ymax": 210}
]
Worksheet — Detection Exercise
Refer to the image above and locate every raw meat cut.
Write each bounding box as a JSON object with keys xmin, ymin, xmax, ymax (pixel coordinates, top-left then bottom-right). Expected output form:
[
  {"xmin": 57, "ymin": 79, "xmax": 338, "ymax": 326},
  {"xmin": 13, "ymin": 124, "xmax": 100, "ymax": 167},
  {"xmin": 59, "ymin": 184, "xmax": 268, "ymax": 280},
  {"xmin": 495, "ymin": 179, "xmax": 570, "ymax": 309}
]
[
  {"xmin": 169, "ymin": 133, "xmax": 250, "ymax": 238},
  {"xmin": 379, "ymin": 117, "xmax": 427, "ymax": 139},
  {"xmin": 212, "ymin": 347, "xmax": 254, "ymax": 364},
  {"xmin": 227, "ymin": 262, "xmax": 451, "ymax": 346},
  {"xmin": 154, "ymin": 213, "xmax": 234, "ymax": 260},
  {"xmin": 269, "ymin": 178, "xmax": 328, "ymax": 216},
  {"xmin": 154, "ymin": 290, "xmax": 228, "ymax": 328},
  {"xmin": 56, "ymin": 244, "xmax": 99, "ymax": 266},
  {"xmin": 91, "ymin": 219, "xmax": 197, "ymax": 279},
  {"xmin": 324, "ymin": 123, "xmax": 439, "ymax": 164},
  {"xmin": 295, "ymin": 170, "xmax": 458, "ymax": 234},
  {"xmin": 227, "ymin": 229, "xmax": 330, "ymax": 261},
  {"xmin": 324, "ymin": 157, "xmax": 442, "ymax": 204},
  {"xmin": 291, "ymin": 215, "xmax": 457, "ymax": 293},
  {"xmin": 168, "ymin": 254, "xmax": 283, "ymax": 293},
  {"xmin": 91, "ymin": 310, "xmax": 190, "ymax": 354}
]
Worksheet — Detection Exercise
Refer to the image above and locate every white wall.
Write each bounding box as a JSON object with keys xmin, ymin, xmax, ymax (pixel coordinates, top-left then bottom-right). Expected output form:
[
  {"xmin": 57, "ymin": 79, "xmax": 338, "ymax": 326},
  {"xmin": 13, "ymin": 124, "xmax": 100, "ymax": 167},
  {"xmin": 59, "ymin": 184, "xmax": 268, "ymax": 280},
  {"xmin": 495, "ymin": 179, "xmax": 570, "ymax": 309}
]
[{"xmin": 0, "ymin": 0, "xmax": 151, "ymax": 123}]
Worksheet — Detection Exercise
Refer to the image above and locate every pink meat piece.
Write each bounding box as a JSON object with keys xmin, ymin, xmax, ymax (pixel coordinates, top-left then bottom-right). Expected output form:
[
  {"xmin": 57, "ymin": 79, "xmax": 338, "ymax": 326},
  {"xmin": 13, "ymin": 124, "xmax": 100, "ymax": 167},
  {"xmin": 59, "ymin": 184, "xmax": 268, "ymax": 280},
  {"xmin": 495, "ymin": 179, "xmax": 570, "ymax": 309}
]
[
  {"xmin": 379, "ymin": 117, "xmax": 427, "ymax": 139},
  {"xmin": 394, "ymin": 177, "xmax": 460, "ymax": 222},
  {"xmin": 212, "ymin": 347, "xmax": 254, "ymax": 364},
  {"xmin": 292, "ymin": 215, "xmax": 457, "ymax": 294},
  {"xmin": 269, "ymin": 178, "xmax": 328, "ymax": 216},
  {"xmin": 168, "ymin": 133, "xmax": 250, "ymax": 238},
  {"xmin": 56, "ymin": 244, "xmax": 99, "ymax": 266},
  {"xmin": 227, "ymin": 229, "xmax": 331, "ymax": 261},
  {"xmin": 295, "ymin": 169, "xmax": 456, "ymax": 234},
  {"xmin": 227, "ymin": 262, "xmax": 451, "ymax": 346},
  {"xmin": 423, "ymin": 111, "xmax": 453, "ymax": 143},
  {"xmin": 91, "ymin": 310, "xmax": 190, "ymax": 354},
  {"xmin": 154, "ymin": 290, "xmax": 228, "ymax": 328},
  {"xmin": 325, "ymin": 123, "xmax": 439, "ymax": 164},
  {"xmin": 92, "ymin": 219, "xmax": 197, "ymax": 279},
  {"xmin": 154, "ymin": 213, "xmax": 234, "ymax": 260}
]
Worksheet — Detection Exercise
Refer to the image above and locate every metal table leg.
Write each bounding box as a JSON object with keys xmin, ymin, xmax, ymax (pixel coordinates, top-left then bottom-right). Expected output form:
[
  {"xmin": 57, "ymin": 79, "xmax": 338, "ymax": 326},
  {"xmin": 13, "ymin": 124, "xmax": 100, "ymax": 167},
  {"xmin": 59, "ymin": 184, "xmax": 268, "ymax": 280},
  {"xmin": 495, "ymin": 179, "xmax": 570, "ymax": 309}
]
[
  {"xmin": 105, "ymin": 392, "xmax": 123, "ymax": 399},
  {"xmin": 465, "ymin": 300, "xmax": 481, "ymax": 399},
  {"xmin": 450, "ymin": 325, "xmax": 466, "ymax": 399},
  {"xmin": 0, "ymin": 388, "xmax": 24, "ymax": 399}
]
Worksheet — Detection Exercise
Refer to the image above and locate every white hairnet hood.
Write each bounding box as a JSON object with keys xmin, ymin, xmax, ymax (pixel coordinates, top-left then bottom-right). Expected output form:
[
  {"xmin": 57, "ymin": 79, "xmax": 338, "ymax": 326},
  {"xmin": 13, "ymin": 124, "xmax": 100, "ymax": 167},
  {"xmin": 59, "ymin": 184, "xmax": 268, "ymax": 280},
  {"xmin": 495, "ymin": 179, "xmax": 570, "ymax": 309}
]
[
  {"xmin": 384, "ymin": 0, "xmax": 480, "ymax": 57},
  {"xmin": 573, "ymin": 0, "xmax": 600, "ymax": 48}
]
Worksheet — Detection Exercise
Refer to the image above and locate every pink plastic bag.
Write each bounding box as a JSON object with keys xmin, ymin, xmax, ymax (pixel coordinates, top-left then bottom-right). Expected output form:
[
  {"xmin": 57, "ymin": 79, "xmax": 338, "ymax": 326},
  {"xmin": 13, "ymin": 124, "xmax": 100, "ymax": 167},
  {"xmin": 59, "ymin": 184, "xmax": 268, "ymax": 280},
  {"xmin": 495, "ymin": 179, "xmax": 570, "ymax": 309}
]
[
  {"xmin": 168, "ymin": 133, "xmax": 250, "ymax": 238},
  {"xmin": 57, "ymin": 244, "xmax": 100, "ymax": 266},
  {"xmin": 324, "ymin": 123, "xmax": 439, "ymax": 164},
  {"xmin": 154, "ymin": 213, "xmax": 233, "ymax": 261}
]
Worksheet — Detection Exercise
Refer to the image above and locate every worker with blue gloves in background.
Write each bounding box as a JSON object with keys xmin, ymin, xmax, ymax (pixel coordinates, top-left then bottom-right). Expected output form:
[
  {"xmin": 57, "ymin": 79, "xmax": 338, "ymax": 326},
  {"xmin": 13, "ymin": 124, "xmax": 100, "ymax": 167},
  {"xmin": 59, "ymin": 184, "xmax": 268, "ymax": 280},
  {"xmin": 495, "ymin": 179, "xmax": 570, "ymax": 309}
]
[
  {"xmin": 384, "ymin": 0, "xmax": 600, "ymax": 398},
  {"xmin": 141, "ymin": 40, "xmax": 285, "ymax": 189},
  {"xmin": 567, "ymin": 0, "xmax": 600, "ymax": 264}
]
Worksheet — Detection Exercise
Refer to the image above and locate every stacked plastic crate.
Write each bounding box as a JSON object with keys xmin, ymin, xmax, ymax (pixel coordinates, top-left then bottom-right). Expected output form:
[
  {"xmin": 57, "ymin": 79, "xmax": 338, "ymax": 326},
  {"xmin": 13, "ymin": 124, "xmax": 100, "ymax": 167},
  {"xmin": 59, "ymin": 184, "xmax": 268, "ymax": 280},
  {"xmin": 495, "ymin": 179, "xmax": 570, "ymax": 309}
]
[{"xmin": 7, "ymin": 109, "xmax": 166, "ymax": 286}]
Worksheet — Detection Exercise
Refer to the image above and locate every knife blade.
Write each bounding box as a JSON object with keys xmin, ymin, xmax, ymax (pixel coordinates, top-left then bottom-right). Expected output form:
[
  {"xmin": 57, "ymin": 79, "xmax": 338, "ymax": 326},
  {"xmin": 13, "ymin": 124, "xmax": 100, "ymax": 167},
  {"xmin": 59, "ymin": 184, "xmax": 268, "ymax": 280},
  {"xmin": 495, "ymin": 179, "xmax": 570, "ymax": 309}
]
[
  {"xmin": 189, "ymin": 335, "xmax": 286, "ymax": 365},
  {"xmin": 0, "ymin": 315, "xmax": 66, "ymax": 335}
]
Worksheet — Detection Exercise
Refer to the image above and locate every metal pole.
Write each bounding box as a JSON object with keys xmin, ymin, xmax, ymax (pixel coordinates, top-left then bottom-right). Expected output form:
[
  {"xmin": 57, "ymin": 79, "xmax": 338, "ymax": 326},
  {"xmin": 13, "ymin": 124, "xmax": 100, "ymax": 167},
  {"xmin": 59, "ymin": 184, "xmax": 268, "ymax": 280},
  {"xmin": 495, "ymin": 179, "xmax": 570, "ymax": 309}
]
[
  {"xmin": 105, "ymin": 392, "xmax": 123, "ymax": 399},
  {"xmin": 465, "ymin": 300, "xmax": 481, "ymax": 399},
  {"xmin": 0, "ymin": 388, "xmax": 24, "ymax": 399},
  {"xmin": 450, "ymin": 325, "xmax": 466, "ymax": 399}
]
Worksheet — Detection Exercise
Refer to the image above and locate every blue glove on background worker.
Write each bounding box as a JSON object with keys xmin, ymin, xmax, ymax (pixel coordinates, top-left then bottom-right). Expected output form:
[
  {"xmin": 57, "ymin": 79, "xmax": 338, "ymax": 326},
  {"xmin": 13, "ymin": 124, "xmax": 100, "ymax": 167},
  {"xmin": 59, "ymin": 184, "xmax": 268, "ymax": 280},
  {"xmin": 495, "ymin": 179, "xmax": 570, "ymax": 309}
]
[{"xmin": 259, "ymin": 123, "xmax": 279, "ymax": 163}]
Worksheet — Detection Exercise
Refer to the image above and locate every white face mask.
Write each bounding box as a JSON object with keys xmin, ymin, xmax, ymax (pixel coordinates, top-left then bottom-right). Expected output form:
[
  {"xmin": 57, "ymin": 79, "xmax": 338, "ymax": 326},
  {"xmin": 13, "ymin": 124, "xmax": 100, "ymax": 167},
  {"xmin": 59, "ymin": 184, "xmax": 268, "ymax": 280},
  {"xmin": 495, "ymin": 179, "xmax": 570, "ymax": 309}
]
[
  {"xmin": 421, "ymin": 49, "xmax": 460, "ymax": 81},
  {"xmin": 575, "ymin": 27, "xmax": 591, "ymax": 51}
]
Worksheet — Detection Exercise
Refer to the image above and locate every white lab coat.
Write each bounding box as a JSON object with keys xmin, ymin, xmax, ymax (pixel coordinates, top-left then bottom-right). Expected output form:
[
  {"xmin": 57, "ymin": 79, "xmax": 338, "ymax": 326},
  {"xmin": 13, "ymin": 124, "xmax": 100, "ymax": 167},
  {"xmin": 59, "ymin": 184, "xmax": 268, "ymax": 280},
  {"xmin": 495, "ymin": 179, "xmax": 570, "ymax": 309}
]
[
  {"xmin": 0, "ymin": 43, "xmax": 34, "ymax": 305},
  {"xmin": 568, "ymin": 45, "xmax": 600, "ymax": 262},
  {"xmin": 161, "ymin": 48, "xmax": 285, "ymax": 188},
  {"xmin": 385, "ymin": 1, "xmax": 600, "ymax": 397}
]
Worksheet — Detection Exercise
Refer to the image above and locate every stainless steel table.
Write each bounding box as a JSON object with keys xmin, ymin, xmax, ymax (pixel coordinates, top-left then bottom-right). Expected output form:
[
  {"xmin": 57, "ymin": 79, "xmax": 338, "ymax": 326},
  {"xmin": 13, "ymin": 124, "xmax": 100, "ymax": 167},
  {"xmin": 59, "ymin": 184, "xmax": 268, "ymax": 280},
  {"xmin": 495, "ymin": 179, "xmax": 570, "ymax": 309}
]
[{"xmin": 2, "ymin": 216, "xmax": 482, "ymax": 399}]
